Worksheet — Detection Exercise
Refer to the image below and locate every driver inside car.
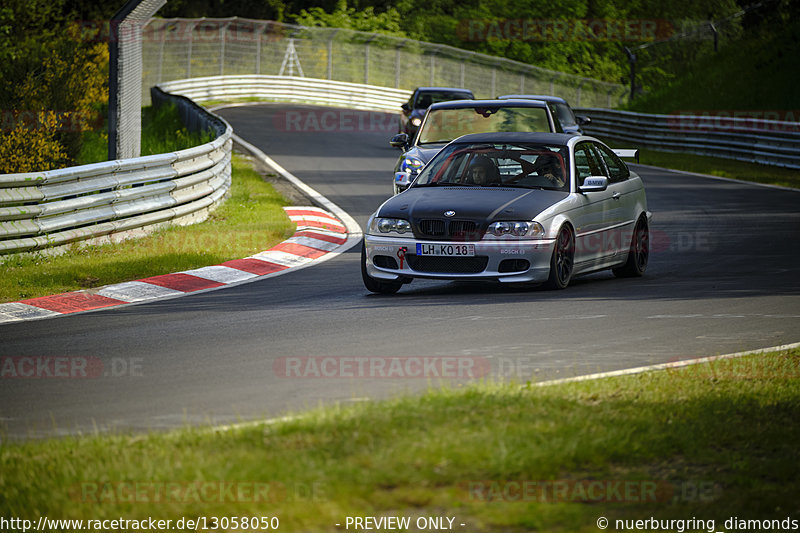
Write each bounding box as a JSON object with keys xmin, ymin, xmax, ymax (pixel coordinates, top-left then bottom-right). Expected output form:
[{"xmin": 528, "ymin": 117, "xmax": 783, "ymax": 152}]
[{"xmin": 464, "ymin": 155, "xmax": 501, "ymax": 186}]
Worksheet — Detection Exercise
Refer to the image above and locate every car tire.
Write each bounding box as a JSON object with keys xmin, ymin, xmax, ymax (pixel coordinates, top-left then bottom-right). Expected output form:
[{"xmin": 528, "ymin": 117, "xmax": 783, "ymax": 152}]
[
  {"xmin": 361, "ymin": 241, "xmax": 403, "ymax": 294},
  {"xmin": 613, "ymin": 215, "xmax": 649, "ymax": 278},
  {"xmin": 545, "ymin": 225, "xmax": 575, "ymax": 290}
]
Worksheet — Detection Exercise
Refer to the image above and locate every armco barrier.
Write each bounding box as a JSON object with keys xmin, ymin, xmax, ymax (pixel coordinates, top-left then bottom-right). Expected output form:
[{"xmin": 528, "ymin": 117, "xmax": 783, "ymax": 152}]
[
  {"xmin": 0, "ymin": 88, "xmax": 232, "ymax": 256},
  {"xmin": 576, "ymin": 107, "xmax": 800, "ymax": 169},
  {"xmin": 158, "ymin": 75, "xmax": 411, "ymax": 112}
]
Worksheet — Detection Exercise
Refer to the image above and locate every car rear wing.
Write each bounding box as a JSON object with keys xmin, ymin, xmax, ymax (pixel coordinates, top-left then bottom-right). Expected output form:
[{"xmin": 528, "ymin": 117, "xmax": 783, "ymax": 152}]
[{"xmin": 612, "ymin": 148, "xmax": 640, "ymax": 164}]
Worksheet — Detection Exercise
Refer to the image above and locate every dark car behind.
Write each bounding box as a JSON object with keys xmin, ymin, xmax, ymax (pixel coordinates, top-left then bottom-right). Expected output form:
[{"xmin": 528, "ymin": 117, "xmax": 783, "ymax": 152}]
[
  {"xmin": 390, "ymin": 99, "xmax": 563, "ymax": 194},
  {"xmin": 400, "ymin": 87, "xmax": 475, "ymax": 138},
  {"xmin": 498, "ymin": 94, "xmax": 591, "ymax": 134}
]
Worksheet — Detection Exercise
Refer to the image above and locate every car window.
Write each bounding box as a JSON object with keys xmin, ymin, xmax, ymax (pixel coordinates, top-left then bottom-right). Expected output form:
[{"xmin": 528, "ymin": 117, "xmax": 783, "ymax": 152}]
[
  {"xmin": 555, "ymin": 103, "xmax": 578, "ymax": 127},
  {"xmin": 418, "ymin": 107, "xmax": 551, "ymax": 144},
  {"xmin": 594, "ymin": 143, "xmax": 630, "ymax": 183},
  {"xmin": 574, "ymin": 142, "xmax": 605, "ymax": 181}
]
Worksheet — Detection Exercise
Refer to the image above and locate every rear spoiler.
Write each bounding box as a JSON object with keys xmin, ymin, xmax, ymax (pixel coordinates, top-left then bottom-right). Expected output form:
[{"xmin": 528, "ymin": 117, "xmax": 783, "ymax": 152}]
[{"xmin": 612, "ymin": 148, "xmax": 640, "ymax": 164}]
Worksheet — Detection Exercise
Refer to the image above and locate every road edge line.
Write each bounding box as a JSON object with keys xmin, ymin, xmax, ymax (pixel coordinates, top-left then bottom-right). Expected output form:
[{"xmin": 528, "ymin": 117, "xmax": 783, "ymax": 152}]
[{"xmin": 532, "ymin": 341, "xmax": 800, "ymax": 387}]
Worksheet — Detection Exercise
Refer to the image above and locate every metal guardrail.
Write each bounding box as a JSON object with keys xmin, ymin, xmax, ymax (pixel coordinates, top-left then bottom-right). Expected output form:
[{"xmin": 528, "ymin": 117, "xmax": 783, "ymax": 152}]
[
  {"xmin": 576, "ymin": 107, "xmax": 800, "ymax": 169},
  {"xmin": 0, "ymin": 89, "xmax": 232, "ymax": 255},
  {"xmin": 158, "ymin": 75, "xmax": 411, "ymax": 112}
]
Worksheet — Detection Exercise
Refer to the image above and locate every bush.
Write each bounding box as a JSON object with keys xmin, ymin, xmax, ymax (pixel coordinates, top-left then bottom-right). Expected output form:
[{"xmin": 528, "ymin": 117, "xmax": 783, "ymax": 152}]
[{"xmin": 0, "ymin": 1, "xmax": 109, "ymax": 173}]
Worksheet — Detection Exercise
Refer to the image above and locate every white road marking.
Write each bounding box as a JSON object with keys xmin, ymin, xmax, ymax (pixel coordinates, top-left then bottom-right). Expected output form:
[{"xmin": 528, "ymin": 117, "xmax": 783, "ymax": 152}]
[{"xmin": 97, "ymin": 282, "xmax": 184, "ymax": 302}]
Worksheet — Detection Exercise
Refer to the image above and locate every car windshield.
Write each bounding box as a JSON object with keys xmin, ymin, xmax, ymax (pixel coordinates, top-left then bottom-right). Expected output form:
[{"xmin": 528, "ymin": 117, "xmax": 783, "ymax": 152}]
[
  {"xmin": 415, "ymin": 91, "xmax": 471, "ymax": 109},
  {"xmin": 417, "ymin": 107, "xmax": 550, "ymax": 145},
  {"xmin": 413, "ymin": 142, "xmax": 570, "ymax": 191}
]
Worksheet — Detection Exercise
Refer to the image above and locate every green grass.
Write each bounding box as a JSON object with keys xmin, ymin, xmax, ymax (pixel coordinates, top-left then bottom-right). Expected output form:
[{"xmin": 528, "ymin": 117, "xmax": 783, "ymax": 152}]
[
  {"xmin": 0, "ymin": 154, "xmax": 294, "ymax": 302},
  {"xmin": 77, "ymin": 104, "xmax": 216, "ymax": 165},
  {"xmin": 603, "ymin": 139, "xmax": 800, "ymax": 189},
  {"xmin": 2, "ymin": 349, "xmax": 798, "ymax": 532}
]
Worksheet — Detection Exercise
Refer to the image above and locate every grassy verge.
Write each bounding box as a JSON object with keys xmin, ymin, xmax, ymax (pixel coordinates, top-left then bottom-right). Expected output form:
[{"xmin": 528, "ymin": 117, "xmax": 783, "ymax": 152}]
[
  {"xmin": 2, "ymin": 349, "xmax": 798, "ymax": 532},
  {"xmin": 0, "ymin": 154, "xmax": 294, "ymax": 302},
  {"xmin": 603, "ymin": 138, "xmax": 800, "ymax": 189},
  {"xmin": 77, "ymin": 104, "xmax": 216, "ymax": 165}
]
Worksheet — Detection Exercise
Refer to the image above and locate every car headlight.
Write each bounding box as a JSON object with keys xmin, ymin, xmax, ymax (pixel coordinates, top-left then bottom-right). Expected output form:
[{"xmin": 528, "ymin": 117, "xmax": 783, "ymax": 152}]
[
  {"xmin": 399, "ymin": 157, "xmax": 424, "ymax": 175},
  {"xmin": 411, "ymin": 117, "xmax": 422, "ymax": 127},
  {"xmin": 369, "ymin": 217, "xmax": 412, "ymax": 235},
  {"xmin": 485, "ymin": 221, "xmax": 544, "ymax": 239}
]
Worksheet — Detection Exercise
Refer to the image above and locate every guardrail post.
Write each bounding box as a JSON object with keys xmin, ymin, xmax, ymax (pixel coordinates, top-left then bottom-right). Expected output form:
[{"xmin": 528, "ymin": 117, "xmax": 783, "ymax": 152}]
[
  {"xmin": 157, "ymin": 23, "xmax": 166, "ymax": 84},
  {"xmin": 576, "ymin": 79, "xmax": 586, "ymax": 107},
  {"xmin": 256, "ymin": 23, "xmax": 263, "ymax": 74},
  {"xmin": 365, "ymin": 43, "xmax": 370, "ymax": 85},
  {"xmin": 365, "ymin": 35, "xmax": 377, "ymax": 85},
  {"xmin": 709, "ymin": 22, "xmax": 719, "ymax": 52},
  {"xmin": 623, "ymin": 46, "xmax": 637, "ymax": 102},
  {"xmin": 219, "ymin": 23, "xmax": 227, "ymax": 76},
  {"xmin": 186, "ymin": 21, "xmax": 195, "ymax": 78},
  {"xmin": 327, "ymin": 30, "xmax": 337, "ymax": 80},
  {"xmin": 394, "ymin": 41, "xmax": 402, "ymax": 89}
]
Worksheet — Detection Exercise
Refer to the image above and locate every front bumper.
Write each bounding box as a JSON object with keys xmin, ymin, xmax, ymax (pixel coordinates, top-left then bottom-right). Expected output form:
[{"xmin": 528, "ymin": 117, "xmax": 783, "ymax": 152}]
[{"xmin": 364, "ymin": 234, "xmax": 557, "ymax": 283}]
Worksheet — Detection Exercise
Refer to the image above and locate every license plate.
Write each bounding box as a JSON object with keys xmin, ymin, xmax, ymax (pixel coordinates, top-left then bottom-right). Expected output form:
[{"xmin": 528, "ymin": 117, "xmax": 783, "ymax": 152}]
[{"xmin": 416, "ymin": 243, "xmax": 475, "ymax": 257}]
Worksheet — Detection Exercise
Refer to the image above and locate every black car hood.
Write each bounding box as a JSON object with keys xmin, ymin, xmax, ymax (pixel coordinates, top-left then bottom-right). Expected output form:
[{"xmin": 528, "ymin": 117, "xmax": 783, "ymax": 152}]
[{"xmin": 378, "ymin": 186, "xmax": 569, "ymax": 223}]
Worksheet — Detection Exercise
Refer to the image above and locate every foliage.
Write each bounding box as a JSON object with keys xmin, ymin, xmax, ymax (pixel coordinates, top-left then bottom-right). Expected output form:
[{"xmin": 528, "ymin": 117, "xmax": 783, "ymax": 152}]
[
  {"xmin": 293, "ymin": 0, "xmax": 405, "ymax": 36},
  {"xmin": 0, "ymin": 112, "xmax": 69, "ymax": 173},
  {"xmin": 0, "ymin": 1, "xmax": 109, "ymax": 172},
  {"xmin": 626, "ymin": 9, "xmax": 800, "ymax": 112}
]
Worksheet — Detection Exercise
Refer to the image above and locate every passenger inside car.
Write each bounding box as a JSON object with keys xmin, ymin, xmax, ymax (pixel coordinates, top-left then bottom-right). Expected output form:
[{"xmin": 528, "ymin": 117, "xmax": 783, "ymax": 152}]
[{"xmin": 532, "ymin": 154, "xmax": 566, "ymax": 188}]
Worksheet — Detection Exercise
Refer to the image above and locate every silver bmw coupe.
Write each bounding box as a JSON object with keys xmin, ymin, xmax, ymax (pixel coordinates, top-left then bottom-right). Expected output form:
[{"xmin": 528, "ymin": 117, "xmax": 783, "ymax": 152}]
[{"xmin": 363, "ymin": 132, "xmax": 650, "ymax": 294}]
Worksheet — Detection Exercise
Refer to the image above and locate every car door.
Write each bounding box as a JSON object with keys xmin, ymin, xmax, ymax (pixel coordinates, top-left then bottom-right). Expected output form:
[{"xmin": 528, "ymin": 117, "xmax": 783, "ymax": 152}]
[
  {"xmin": 571, "ymin": 141, "xmax": 615, "ymax": 270},
  {"xmin": 593, "ymin": 142, "xmax": 639, "ymax": 258}
]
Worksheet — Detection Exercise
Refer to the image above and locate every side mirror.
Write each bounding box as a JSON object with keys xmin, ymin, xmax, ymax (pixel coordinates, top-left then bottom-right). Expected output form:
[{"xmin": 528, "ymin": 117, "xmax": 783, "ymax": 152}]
[
  {"xmin": 390, "ymin": 133, "xmax": 409, "ymax": 150},
  {"xmin": 401, "ymin": 103, "xmax": 410, "ymax": 113},
  {"xmin": 576, "ymin": 115, "xmax": 592, "ymax": 126},
  {"xmin": 579, "ymin": 176, "xmax": 608, "ymax": 193}
]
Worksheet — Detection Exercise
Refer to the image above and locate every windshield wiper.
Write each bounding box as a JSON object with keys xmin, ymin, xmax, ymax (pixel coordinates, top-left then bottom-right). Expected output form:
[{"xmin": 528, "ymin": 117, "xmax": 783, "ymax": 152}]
[
  {"xmin": 413, "ymin": 182, "xmax": 453, "ymax": 187},
  {"xmin": 502, "ymin": 184, "xmax": 547, "ymax": 190}
]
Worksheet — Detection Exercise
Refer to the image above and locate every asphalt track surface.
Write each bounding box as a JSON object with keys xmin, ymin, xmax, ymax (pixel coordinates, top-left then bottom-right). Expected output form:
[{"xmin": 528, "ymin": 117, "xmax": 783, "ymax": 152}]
[{"xmin": 1, "ymin": 103, "xmax": 798, "ymax": 439}]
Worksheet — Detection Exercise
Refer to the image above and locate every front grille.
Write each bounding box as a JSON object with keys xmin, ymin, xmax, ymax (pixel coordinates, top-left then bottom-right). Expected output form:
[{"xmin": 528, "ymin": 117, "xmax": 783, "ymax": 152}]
[
  {"xmin": 416, "ymin": 219, "xmax": 482, "ymax": 241},
  {"xmin": 418, "ymin": 219, "xmax": 446, "ymax": 236},
  {"xmin": 448, "ymin": 220, "xmax": 477, "ymax": 239},
  {"xmin": 406, "ymin": 255, "xmax": 488, "ymax": 274}
]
